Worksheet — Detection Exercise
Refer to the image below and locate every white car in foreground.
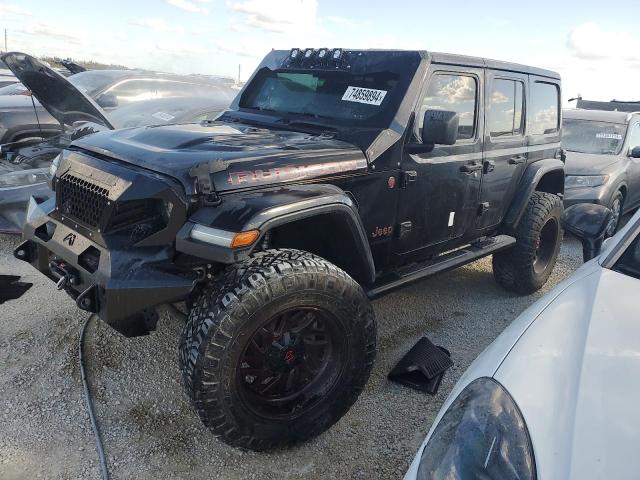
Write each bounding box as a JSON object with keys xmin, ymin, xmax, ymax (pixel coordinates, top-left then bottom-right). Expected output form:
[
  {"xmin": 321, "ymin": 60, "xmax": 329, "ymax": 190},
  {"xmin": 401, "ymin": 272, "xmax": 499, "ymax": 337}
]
[{"xmin": 405, "ymin": 203, "xmax": 640, "ymax": 480}]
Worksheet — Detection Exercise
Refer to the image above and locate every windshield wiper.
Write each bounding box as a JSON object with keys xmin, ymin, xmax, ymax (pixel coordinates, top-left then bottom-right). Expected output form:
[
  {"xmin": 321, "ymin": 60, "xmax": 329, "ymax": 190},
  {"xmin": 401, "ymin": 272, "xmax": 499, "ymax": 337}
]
[{"xmin": 276, "ymin": 118, "xmax": 336, "ymax": 134}]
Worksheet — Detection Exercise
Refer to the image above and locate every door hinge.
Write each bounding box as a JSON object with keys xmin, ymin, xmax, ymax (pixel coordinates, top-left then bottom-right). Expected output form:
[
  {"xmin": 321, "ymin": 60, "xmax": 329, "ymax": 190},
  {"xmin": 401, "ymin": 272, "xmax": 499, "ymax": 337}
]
[
  {"xmin": 396, "ymin": 221, "xmax": 412, "ymax": 238},
  {"xmin": 400, "ymin": 170, "xmax": 417, "ymax": 188},
  {"xmin": 477, "ymin": 202, "xmax": 490, "ymax": 216}
]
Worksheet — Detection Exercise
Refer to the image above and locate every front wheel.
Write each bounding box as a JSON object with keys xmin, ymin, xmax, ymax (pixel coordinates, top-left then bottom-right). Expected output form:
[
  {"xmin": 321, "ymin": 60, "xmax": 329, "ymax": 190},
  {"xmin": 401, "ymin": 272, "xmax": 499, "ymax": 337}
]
[
  {"xmin": 179, "ymin": 249, "xmax": 376, "ymax": 450},
  {"xmin": 605, "ymin": 191, "xmax": 624, "ymax": 237},
  {"xmin": 493, "ymin": 192, "xmax": 563, "ymax": 294}
]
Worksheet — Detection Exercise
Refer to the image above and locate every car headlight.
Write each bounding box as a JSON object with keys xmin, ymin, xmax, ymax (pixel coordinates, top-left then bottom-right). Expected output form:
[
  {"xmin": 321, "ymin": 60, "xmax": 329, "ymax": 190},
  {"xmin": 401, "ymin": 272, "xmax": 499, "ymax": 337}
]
[
  {"xmin": 0, "ymin": 168, "xmax": 51, "ymax": 190},
  {"xmin": 49, "ymin": 153, "xmax": 61, "ymax": 177},
  {"xmin": 416, "ymin": 377, "xmax": 536, "ymax": 480},
  {"xmin": 565, "ymin": 175, "xmax": 608, "ymax": 188}
]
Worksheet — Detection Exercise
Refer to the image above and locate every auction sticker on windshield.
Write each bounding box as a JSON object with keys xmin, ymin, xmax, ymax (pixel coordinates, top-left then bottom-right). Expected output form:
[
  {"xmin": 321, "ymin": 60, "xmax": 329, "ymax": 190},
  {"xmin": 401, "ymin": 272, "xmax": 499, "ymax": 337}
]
[
  {"xmin": 596, "ymin": 133, "xmax": 623, "ymax": 140},
  {"xmin": 342, "ymin": 86, "xmax": 387, "ymax": 106},
  {"xmin": 152, "ymin": 111, "xmax": 176, "ymax": 122}
]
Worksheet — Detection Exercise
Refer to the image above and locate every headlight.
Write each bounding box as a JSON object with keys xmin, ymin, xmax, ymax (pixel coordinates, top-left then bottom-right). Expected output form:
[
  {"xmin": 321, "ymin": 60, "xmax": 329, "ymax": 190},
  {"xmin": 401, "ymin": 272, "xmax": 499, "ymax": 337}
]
[
  {"xmin": 565, "ymin": 175, "xmax": 608, "ymax": 188},
  {"xmin": 49, "ymin": 153, "xmax": 61, "ymax": 177},
  {"xmin": 0, "ymin": 168, "xmax": 51, "ymax": 190},
  {"xmin": 417, "ymin": 377, "xmax": 536, "ymax": 480}
]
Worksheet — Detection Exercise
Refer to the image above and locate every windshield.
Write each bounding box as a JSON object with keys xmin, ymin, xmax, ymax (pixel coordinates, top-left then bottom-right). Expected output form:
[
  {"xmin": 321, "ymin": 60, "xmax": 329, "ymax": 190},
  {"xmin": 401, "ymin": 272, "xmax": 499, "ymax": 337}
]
[
  {"xmin": 562, "ymin": 118, "xmax": 627, "ymax": 155},
  {"xmin": 109, "ymin": 98, "xmax": 222, "ymax": 128},
  {"xmin": 68, "ymin": 71, "xmax": 130, "ymax": 97},
  {"xmin": 239, "ymin": 69, "xmax": 402, "ymax": 128},
  {"xmin": 0, "ymin": 82, "xmax": 28, "ymax": 95}
]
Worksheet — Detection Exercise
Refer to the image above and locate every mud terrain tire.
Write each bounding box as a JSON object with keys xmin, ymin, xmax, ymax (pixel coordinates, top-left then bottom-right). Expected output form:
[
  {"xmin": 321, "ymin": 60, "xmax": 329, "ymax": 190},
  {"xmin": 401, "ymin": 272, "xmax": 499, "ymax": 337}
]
[
  {"xmin": 493, "ymin": 192, "xmax": 563, "ymax": 294},
  {"xmin": 179, "ymin": 248, "xmax": 376, "ymax": 450}
]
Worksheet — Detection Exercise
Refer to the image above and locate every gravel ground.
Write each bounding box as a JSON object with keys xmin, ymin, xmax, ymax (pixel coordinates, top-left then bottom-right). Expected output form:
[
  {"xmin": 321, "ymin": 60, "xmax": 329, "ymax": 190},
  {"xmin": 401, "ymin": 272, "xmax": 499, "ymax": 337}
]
[{"xmin": 0, "ymin": 233, "xmax": 584, "ymax": 479}]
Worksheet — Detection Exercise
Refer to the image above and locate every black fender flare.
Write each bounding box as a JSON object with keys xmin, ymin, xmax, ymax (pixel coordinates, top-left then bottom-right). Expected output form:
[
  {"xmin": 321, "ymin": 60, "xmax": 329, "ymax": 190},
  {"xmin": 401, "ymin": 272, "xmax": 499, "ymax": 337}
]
[
  {"xmin": 176, "ymin": 184, "xmax": 376, "ymax": 284},
  {"xmin": 503, "ymin": 158, "xmax": 565, "ymax": 231}
]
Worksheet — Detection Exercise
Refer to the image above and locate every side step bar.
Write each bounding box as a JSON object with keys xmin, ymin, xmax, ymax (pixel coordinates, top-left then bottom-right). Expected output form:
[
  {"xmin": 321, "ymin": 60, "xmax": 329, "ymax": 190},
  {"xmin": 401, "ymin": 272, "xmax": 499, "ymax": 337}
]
[{"xmin": 366, "ymin": 235, "xmax": 516, "ymax": 299}]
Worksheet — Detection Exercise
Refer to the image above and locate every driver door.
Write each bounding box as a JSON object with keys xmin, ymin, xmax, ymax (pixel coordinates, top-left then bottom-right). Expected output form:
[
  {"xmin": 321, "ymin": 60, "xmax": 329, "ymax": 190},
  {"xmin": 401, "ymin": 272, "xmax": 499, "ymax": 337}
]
[{"xmin": 395, "ymin": 66, "xmax": 485, "ymax": 258}]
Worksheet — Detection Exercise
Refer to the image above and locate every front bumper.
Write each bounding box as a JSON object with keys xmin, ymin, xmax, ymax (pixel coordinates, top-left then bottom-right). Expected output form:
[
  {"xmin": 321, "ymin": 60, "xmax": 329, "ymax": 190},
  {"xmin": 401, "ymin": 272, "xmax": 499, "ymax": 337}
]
[
  {"xmin": 14, "ymin": 197, "xmax": 198, "ymax": 336},
  {"xmin": 0, "ymin": 181, "xmax": 51, "ymax": 234}
]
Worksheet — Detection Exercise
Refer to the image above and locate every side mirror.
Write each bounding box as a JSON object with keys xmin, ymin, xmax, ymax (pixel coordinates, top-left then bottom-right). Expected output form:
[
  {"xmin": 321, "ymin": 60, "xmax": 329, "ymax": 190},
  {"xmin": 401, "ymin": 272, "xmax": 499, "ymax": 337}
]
[
  {"xmin": 96, "ymin": 93, "xmax": 118, "ymax": 109},
  {"xmin": 562, "ymin": 203, "xmax": 613, "ymax": 262},
  {"xmin": 630, "ymin": 146, "xmax": 640, "ymax": 158},
  {"xmin": 422, "ymin": 110, "xmax": 459, "ymax": 146}
]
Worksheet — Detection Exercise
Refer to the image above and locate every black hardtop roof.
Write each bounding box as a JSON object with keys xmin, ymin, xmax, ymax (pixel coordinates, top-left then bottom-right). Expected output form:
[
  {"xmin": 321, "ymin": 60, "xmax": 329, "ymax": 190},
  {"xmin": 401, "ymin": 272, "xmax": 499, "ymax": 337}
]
[
  {"xmin": 563, "ymin": 108, "xmax": 638, "ymax": 124},
  {"xmin": 272, "ymin": 49, "xmax": 560, "ymax": 79},
  {"xmin": 429, "ymin": 52, "xmax": 560, "ymax": 80}
]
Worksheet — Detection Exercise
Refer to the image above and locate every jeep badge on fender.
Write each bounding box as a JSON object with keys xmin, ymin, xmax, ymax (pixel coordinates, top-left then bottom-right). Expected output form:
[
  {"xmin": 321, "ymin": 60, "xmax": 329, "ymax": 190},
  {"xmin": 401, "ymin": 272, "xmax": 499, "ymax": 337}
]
[{"xmin": 14, "ymin": 48, "xmax": 564, "ymax": 451}]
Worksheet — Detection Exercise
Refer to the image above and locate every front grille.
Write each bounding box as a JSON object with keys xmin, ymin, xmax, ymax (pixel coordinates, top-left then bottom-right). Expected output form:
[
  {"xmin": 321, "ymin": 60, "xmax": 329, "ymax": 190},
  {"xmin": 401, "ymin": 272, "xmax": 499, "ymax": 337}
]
[
  {"xmin": 108, "ymin": 199, "xmax": 162, "ymax": 232},
  {"xmin": 57, "ymin": 173, "xmax": 109, "ymax": 228}
]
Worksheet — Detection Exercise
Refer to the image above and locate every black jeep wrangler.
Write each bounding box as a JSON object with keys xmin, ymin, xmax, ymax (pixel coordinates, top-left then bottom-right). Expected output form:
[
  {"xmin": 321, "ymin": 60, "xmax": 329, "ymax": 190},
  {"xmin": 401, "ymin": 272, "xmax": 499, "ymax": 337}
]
[{"xmin": 14, "ymin": 48, "xmax": 564, "ymax": 450}]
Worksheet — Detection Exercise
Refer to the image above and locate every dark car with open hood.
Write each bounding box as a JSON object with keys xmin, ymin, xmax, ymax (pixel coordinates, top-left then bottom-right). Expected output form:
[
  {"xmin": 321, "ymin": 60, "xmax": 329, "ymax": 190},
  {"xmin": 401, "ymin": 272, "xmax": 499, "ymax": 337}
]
[
  {"xmin": 15, "ymin": 47, "xmax": 565, "ymax": 450},
  {"xmin": 0, "ymin": 53, "xmax": 235, "ymax": 233}
]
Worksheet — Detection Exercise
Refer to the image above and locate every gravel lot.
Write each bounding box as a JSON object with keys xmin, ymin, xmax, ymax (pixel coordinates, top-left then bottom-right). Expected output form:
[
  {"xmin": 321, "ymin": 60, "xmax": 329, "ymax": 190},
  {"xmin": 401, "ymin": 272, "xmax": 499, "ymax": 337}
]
[{"xmin": 0, "ymin": 233, "xmax": 584, "ymax": 480}]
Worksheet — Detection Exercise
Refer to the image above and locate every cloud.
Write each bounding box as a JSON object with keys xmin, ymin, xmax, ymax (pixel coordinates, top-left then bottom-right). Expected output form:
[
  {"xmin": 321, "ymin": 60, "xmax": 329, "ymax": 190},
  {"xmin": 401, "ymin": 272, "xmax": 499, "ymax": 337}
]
[
  {"xmin": 0, "ymin": 3, "xmax": 31, "ymax": 16},
  {"xmin": 132, "ymin": 18, "xmax": 185, "ymax": 33},
  {"xmin": 216, "ymin": 39, "xmax": 266, "ymax": 58},
  {"xmin": 18, "ymin": 22, "xmax": 84, "ymax": 44},
  {"xmin": 568, "ymin": 22, "xmax": 640, "ymax": 61},
  {"xmin": 323, "ymin": 16, "xmax": 371, "ymax": 28},
  {"xmin": 154, "ymin": 41, "xmax": 208, "ymax": 56},
  {"xmin": 166, "ymin": 0, "xmax": 210, "ymax": 14},
  {"xmin": 227, "ymin": 0, "xmax": 318, "ymax": 33}
]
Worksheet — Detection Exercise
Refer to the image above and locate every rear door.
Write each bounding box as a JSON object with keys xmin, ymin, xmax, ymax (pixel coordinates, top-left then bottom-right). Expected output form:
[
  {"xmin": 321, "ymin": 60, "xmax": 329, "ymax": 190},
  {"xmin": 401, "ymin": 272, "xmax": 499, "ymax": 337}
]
[
  {"xmin": 478, "ymin": 71, "xmax": 528, "ymax": 230},
  {"xmin": 396, "ymin": 66, "xmax": 485, "ymax": 257}
]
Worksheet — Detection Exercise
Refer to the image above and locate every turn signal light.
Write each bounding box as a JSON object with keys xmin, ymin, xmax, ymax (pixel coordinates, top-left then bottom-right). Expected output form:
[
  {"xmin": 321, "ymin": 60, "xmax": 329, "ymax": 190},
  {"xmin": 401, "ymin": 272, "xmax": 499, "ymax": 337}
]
[{"xmin": 231, "ymin": 230, "xmax": 260, "ymax": 249}]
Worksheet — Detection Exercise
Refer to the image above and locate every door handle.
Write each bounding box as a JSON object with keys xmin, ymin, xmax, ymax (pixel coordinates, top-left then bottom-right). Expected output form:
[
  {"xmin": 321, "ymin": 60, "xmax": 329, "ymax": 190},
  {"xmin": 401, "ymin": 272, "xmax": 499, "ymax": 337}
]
[
  {"xmin": 460, "ymin": 162, "xmax": 483, "ymax": 173},
  {"xmin": 508, "ymin": 155, "xmax": 526, "ymax": 165},
  {"xmin": 484, "ymin": 160, "xmax": 495, "ymax": 173}
]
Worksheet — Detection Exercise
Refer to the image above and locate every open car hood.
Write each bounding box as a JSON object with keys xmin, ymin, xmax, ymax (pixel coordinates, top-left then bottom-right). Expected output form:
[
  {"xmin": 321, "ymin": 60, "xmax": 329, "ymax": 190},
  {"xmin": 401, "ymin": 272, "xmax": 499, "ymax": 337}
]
[{"xmin": 1, "ymin": 52, "xmax": 114, "ymax": 130}]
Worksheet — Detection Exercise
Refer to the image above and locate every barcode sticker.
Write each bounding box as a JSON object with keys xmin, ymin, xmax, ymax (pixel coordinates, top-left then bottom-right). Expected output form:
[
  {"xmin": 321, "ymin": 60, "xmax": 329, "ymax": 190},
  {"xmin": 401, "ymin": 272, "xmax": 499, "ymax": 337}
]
[
  {"xmin": 596, "ymin": 133, "xmax": 622, "ymax": 140},
  {"xmin": 342, "ymin": 86, "xmax": 387, "ymax": 106}
]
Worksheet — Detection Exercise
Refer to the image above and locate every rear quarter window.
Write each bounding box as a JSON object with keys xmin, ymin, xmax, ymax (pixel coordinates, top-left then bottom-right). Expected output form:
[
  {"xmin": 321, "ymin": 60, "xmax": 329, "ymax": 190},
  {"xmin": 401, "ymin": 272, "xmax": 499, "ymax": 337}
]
[{"xmin": 529, "ymin": 81, "xmax": 559, "ymax": 135}]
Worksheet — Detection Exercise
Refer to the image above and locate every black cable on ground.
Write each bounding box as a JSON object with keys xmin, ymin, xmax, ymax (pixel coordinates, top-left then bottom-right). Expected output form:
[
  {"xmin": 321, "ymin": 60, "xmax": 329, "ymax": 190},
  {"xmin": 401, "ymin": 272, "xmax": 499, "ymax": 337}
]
[{"xmin": 79, "ymin": 314, "xmax": 109, "ymax": 480}]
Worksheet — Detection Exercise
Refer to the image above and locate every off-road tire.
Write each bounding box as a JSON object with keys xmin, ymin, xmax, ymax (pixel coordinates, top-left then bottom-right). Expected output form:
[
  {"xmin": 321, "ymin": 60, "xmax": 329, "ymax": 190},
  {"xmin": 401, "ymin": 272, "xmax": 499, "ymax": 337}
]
[
  {"xmin": 493, "ymin": 192, "xmax": 563, "ymax": 294},
  {"xmin": 179, "ymin": 248, "xmax": 376, "ymax": 451}
]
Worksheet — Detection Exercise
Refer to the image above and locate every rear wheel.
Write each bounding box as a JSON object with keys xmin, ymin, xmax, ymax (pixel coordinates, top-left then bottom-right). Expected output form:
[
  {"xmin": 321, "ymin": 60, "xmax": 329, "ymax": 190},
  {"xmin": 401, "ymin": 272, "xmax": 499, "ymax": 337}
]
[
  {"xmin": 493, "ymin": 192, "xmax": 563, "ymax": 294},
  {"xmin": 179, "ymin": 248, "xmax": 376, "ymax": 450}
]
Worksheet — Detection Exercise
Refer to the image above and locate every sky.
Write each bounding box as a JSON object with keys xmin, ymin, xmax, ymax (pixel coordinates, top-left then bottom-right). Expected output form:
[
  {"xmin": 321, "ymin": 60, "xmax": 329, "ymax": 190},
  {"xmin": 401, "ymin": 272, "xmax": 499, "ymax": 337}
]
[{"xmin": 1, "ymin": 0, "xmax": 639, "ymax": 103}]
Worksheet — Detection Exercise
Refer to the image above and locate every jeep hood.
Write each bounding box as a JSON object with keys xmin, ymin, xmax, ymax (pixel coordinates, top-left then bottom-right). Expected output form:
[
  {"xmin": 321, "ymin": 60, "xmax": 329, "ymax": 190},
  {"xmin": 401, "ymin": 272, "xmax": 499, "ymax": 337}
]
[
  {"xmin": 564, "ymin": 150, "xmax": 620, "ymax": 175},
  {"xmin": 71, "ymin": 122, "xmax": 368, "ymax": 193},
  {"xmin": 1, "ymin": 52, "xmax": 114, "ymax": 130},
  {"xmin": 494, "ymin": 267, "xmax": 640, "ymax": 479}
]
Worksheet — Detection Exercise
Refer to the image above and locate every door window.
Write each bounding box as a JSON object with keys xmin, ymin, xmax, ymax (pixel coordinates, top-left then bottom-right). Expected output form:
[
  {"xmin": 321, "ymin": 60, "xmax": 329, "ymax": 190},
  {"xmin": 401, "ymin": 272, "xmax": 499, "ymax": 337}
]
[
  {"xmin": 529, "ymin": 82, "xmax": 559, "ymax": 135},
  {"xmin": 418, "ymin": 74, "xmax": 478, "ymax": 141},
  {"xmin": 627, "ymin": 123, "xmax": 640, "ymax": 150},
  {"xmin": 488, "ymin": 79, "xmax": 524, "ymax": 137}
]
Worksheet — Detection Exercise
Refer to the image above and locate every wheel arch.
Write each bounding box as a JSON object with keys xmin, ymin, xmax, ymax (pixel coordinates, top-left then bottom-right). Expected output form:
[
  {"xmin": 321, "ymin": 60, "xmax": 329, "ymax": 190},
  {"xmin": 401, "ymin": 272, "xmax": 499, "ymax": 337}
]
[
  {"xmin": 502, "ymin": 158, "xmax": 565, "ymax": 231},
  {"xmin": 176, "ymin": 184, "xmax": 376, "ymax": 285},
  {"xmin": 261, "ymin": 207, "xmax": 376, "ymax": 285}
]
